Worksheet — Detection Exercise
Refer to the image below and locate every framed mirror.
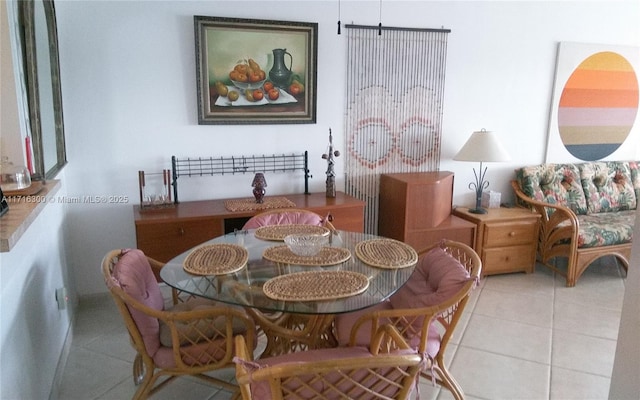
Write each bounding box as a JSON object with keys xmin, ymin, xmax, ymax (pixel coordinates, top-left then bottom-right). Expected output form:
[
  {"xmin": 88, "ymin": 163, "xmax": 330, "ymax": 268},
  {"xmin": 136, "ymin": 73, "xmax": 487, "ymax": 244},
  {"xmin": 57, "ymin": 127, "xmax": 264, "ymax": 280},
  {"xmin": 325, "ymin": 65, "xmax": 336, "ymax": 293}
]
[{"xmin": 20, "ymin": 0, "xmax": 66, "ymax": 180}]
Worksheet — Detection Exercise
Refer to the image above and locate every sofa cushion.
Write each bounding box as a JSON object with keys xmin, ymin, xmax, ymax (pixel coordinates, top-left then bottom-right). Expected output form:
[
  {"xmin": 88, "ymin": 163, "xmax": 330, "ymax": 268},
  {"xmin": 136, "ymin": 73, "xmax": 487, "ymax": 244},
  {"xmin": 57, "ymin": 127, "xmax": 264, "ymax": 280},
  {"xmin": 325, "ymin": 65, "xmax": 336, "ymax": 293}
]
[
  {"xmin": 579, "ymin": 161, "xmax": 636, "ymax": 213},
  {"xmin": 562, "ymin": 210, "xmax": 636, "ymax": 248},
  {"xmin": 515, "ymin": 163, "xmax": 588, "ymax": 215}
]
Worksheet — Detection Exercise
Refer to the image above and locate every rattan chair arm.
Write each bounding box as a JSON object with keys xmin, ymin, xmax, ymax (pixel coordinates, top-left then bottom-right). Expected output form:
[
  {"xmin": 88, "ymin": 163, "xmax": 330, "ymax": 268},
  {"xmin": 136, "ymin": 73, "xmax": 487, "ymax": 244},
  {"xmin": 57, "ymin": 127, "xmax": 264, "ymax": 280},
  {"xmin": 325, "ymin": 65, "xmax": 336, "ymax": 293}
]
[
  {"xmin": 235, "ymin": 324, "xmax": 422, "ymax": 383},
  {"xmin": 369, "ymin": 323, "xmax": 412, "ymax": 354},
  {"xmin": 348, "ymin": 305, "xmax": 440, "ymax": 348}
]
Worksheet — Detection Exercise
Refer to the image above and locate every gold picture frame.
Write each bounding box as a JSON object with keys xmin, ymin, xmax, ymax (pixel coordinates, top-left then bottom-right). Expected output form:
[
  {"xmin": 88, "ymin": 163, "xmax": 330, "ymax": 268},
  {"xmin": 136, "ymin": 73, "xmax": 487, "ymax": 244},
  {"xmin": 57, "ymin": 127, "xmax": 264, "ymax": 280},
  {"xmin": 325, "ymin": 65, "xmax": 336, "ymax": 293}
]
[{"xmin": 194, "ymin": 16, "xmax": 318, "ymax": 125}]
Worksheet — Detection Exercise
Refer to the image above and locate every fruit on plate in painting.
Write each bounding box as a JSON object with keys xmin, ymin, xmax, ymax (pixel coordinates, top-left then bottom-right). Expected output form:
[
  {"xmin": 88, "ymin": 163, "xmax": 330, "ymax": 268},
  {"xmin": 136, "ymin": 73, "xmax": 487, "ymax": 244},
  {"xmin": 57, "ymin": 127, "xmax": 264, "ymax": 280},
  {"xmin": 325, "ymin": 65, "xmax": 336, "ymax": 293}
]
[
  {"xmin": 248, "ymin": 58, "xmax": 261, "ymax": 72},
  {"xmin": 234, "ymin": 63, "xmax": 248, "ymax": 75},
  {"xmin": 249, "ymin": 72, "xmax": 262, "ymax": 83},
  {"xmin": 289, "ymin": 79, "xmax": 304, "ymax": 95},
  {"xmin": 263, "ymin": 81, "xmax": 274, "ymax": 92},
  {"xmin": 231, "ymin": 59, "xmax": 266, "ymax": 84},
  {"xmin": 244, "ymin": 89, "xmax": 254, "ymax": 101},
  {"xmin": 252, "ymin": 89, "xmax": 264, "ymax": 101},
  {"xmin": 214, "ymin": 81, "xmax": 228, "ymax": 97},
  {"xmin": 267, "ymin": 88, "xmax": 280, "ymax": 100},
  {"xmin": 227, "ymin": 90, "xmax": 239, "ymax": 102}
]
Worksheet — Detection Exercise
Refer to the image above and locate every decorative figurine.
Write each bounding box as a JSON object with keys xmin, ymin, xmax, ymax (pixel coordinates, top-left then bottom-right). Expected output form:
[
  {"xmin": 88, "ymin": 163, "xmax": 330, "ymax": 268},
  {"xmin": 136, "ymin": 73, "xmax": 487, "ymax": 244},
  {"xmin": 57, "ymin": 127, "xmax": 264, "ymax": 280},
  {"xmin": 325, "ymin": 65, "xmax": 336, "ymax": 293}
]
[
  {"xmin": 322, "ymin": 128, "xmax": 341, "ymax": 198},
  {"xmin": 252, "ymin": 172, "xmax": 267, "ymax": 203}
]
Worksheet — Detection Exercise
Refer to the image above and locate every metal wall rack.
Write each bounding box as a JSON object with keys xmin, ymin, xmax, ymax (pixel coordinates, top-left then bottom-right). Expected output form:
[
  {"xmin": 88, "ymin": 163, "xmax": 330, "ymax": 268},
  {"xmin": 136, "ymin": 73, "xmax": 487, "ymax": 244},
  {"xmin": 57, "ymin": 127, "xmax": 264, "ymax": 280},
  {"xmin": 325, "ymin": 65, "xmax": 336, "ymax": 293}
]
[{"xmin": 171, "ymin": 152, "xmax": 311, "ymax": 203}]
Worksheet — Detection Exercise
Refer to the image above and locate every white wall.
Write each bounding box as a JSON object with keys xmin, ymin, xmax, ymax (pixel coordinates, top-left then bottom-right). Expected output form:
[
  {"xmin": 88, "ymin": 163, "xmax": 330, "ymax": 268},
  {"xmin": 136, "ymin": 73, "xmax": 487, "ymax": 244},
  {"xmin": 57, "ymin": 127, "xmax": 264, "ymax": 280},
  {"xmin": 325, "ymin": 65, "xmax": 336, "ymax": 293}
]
[
  {"xmin": 51, "ymin": 0, "xmax": 639, "ymax": 297},
  {"xmin": 0, "ymin": 178, "xmax": 72, "ymax": 400}
]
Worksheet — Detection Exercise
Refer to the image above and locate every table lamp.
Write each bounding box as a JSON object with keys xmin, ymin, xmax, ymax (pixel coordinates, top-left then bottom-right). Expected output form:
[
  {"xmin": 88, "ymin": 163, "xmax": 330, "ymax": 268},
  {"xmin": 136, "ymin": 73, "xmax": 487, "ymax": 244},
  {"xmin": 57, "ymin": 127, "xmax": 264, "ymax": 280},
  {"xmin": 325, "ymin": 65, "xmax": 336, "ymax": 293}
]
[{"xmin": 453, "ymin": 129, "xmax": 510, "ymax": 214}]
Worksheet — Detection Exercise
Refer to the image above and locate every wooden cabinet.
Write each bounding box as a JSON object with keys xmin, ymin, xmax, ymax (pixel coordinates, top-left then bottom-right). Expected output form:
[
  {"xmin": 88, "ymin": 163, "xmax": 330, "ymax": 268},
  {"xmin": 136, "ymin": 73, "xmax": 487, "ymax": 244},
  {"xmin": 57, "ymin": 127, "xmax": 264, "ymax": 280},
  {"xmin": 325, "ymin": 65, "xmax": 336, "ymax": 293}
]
[
  {"xmin": 452, "ymin": 207, "xmax": 540, "ymax": 276},
  {"xmin": 133, "ymin": 192, "xmax": 365, "ymax": 262},
  {"xmin": 378, "ymin": 172, "xmax": 476, "ymax": 251}
]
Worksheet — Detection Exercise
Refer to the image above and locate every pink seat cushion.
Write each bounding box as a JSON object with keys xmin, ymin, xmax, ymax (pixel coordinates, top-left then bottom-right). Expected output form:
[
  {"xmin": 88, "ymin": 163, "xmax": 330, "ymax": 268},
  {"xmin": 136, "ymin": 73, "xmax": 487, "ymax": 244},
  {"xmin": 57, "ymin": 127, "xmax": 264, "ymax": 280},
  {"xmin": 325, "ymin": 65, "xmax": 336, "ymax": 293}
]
[
  {"xmin": 246, "ymin": 346, "xmax": 417, "ymax": 399},
  {"xmin": 334, "ymin": 301, "xmax": 441, "ymax": 359},
  {"xmin": 159, "ymin": 298, "xmax": 249, "ymax": 347},
  {"xmin": 112, "ymin": 249, "xmax": 164, "ymax": 358},
  {"xmin": 335, "ymin": 301, "xmax": 392, "ymax": 346},
  {"xmin": 242, "ymin": 210, "xmax": 323, "ymax": 230},
  {"xmin": 389, "ymin": 247, "xmax": 471, "ymax": 310},
  {"xmin": 112, "ymin": 250, "xmax": 244, "ymax": 369},
  {"xmin": 335, "ymin": 247, "xmax": 470, "ymax": 356}
]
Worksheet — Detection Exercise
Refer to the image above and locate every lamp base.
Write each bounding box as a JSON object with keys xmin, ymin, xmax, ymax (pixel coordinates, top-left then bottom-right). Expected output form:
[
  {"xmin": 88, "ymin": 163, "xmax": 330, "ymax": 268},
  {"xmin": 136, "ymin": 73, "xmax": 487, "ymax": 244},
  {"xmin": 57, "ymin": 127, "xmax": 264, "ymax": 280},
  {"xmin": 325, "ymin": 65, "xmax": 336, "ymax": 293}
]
[{"xmin": 469, "ymin": 207, "xmax": 487, "ymax": 214}]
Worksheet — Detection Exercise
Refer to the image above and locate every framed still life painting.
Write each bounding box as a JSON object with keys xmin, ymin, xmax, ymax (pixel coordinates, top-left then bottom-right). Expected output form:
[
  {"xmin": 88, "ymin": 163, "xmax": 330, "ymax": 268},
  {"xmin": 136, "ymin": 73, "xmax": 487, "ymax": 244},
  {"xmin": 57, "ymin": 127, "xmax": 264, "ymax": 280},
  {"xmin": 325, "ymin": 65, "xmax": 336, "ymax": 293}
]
[
  {"xmin": 194, "ymin": 16, "xmax": 318, "ymax": 125},
  {"xmin": 546, "ymin": 42, "xmax": 640, "ymax": 162}
]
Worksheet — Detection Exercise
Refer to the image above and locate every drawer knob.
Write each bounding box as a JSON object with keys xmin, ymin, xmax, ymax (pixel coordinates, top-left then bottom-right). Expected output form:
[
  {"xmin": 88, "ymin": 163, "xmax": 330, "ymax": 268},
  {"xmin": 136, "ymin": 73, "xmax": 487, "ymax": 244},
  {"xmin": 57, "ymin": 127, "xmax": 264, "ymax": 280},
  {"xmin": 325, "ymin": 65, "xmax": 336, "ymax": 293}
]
[
  {"xmin": 509, "ymin": 231, "xmax": 516, "ymax": 237},
  {"xmin": 179, "ymin": 227, "xmax": 185, "ymax": 235}
]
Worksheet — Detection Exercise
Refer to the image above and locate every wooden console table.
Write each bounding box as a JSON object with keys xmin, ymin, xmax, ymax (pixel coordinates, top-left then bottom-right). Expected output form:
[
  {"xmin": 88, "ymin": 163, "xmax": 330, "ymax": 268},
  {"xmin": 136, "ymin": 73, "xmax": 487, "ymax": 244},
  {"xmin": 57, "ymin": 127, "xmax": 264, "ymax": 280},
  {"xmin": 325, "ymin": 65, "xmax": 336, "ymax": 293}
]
[{"xmin": 133, "ymin": 192, "xmax": 365, "ymax": 262}]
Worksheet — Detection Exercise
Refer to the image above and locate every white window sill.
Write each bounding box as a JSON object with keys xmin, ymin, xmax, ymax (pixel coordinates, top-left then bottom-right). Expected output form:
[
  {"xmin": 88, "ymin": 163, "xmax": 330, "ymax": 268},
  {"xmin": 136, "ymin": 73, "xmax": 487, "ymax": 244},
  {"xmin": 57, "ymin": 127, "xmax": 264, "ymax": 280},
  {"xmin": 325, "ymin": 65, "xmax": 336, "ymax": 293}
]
[{"xmin": 0, "ymin": 179, "xmax": 61, "ymax": 252}]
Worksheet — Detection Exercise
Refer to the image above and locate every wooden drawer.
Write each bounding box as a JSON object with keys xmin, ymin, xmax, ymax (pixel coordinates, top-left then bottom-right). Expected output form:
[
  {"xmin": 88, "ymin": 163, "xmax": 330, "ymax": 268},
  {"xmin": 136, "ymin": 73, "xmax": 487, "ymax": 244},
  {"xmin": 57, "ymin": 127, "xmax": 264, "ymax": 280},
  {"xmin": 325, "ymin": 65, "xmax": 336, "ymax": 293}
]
[
  {"xmin": 319, "ymin": 207, "xmax": 364, "ymax": 233},
  {"xmin": 135, "ymin": 219, "xmax": 223, "ymax": 262},
  {"xmin": 483, "ymin": 244, "xmax": 536, "ymax": 274},
  {"xmin": 483, "ymin": 219, "xmax": 538, "ymax": 248}
]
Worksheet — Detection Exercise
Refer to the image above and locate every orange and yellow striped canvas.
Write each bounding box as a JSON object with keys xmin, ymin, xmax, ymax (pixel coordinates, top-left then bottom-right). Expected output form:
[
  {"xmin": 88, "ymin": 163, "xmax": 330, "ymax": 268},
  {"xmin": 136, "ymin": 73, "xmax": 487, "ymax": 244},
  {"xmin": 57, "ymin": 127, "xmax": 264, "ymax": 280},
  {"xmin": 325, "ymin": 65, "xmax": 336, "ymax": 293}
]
[{"xmin": 557, "ymin": 50, "xmax": 639, "ymax": 160}]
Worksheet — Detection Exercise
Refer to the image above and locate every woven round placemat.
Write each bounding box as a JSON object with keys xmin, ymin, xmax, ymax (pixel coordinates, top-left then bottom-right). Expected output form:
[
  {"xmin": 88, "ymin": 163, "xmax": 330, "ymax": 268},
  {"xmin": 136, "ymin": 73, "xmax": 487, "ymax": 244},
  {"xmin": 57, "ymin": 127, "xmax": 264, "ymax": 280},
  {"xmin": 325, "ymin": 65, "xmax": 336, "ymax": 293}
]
[
  {"xmin": 355, "ymin": 239, "xmax": 418, "ymax": 269},
  {"xmin": 262, "ymin": 246, "xmax": 351, "ymax": 266},
  {"xmin": 263, "ymin": 270, "xmax": 369, "ymax": 301},
  {"xmin": 254, "ymin": 224, "xmax": 330, "ymax": 241},
  {"xmin": 183, "ymin": 244, "xmax": 248, "ymax": 276},
  {"xmin": 224, "ymin": 196, "xmax": 296, "ymax": 212}
]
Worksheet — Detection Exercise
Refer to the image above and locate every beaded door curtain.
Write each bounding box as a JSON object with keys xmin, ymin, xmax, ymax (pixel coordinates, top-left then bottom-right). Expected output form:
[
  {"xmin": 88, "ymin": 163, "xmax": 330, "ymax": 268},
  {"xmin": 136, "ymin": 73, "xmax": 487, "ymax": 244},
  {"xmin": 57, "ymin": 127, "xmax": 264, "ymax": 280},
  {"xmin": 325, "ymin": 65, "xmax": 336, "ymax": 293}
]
[{"xmin": 344, "ymin": 25, "xmax": 450, "ymax": 233}]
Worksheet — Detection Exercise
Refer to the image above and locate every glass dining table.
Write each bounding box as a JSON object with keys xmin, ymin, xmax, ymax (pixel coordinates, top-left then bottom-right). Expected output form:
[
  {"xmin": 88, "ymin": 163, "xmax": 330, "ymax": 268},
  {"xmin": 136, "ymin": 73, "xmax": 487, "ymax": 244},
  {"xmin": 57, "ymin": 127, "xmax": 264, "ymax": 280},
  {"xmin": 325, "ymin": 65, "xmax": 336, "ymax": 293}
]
[{"xmin": 160, "ymin": 228, "xmax": 417, "ymax": 357}]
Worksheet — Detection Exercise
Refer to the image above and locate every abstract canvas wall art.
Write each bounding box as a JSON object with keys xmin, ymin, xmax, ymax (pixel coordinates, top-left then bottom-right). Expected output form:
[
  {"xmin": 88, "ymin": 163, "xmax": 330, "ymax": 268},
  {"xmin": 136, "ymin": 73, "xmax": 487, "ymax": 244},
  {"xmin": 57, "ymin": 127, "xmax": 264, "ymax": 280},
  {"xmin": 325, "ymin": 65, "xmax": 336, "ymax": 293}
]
[{"xmin": 546, "ymin": 42, "xmax": 639, "ymax": 162}]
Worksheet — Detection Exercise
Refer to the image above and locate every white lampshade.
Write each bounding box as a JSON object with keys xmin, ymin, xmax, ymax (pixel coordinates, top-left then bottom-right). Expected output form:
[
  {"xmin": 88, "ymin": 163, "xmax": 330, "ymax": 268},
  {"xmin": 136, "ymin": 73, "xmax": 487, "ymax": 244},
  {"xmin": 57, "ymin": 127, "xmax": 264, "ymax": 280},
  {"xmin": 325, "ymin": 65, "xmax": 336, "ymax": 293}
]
[{"xmin": 453, "ymin": 129, "xmax": 510, "ymax": 162}]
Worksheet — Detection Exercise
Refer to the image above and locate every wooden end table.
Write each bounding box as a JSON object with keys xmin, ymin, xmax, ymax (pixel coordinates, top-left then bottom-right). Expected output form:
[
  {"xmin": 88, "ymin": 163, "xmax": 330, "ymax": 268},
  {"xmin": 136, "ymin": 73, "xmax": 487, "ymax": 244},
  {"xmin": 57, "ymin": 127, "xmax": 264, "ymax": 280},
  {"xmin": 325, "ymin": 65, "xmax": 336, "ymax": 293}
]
[{"xmin": 452, "ymin": 206, "xmax": 540, "ymax": 276}]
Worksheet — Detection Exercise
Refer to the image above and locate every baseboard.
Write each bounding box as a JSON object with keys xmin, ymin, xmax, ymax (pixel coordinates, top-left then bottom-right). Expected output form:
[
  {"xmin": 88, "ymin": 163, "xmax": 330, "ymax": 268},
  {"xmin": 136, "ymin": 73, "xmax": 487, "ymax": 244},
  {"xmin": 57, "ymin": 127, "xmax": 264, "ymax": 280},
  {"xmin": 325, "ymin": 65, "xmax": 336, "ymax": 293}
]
[{"xmin": 48, "ymin": 298, "xmax": 78, "ymax": 400}]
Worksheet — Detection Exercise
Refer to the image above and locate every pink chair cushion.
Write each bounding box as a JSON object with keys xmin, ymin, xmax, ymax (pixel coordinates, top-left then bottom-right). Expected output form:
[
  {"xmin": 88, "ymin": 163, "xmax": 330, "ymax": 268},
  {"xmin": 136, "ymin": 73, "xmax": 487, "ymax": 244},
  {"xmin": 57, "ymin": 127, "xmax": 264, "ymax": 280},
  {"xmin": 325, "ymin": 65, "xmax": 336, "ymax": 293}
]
[
  {"xmin": 334, "ymin": 301, "xmax": 441, "ymax": 358},
  {"xmin": 335, "ymin": 301, "xmax": 392, "ymax": 346},
  {"xmin": 159, "ymin": 298, "xmax": 248, "ymax": 347},
  {"xmin": 242, "ymin": 210, "xmax": 323, "ymax": 230},
  {"xmin": 335, "ymin": 247, "xmax": 469, "ymax": 356},
  {"xmin": 246, "ymin": 346, "xmax": 417, "ymax": 399},
  {"xmin": 112, "ymin": 249, "xmax": 164, "ymax": 358},
  {"xmin": 389, "ymin": 247, "xmax": 471, "ymax": 310},
  {"xmin": 152, "ymin": 338, "xmax": 232, "ymax": 369}
]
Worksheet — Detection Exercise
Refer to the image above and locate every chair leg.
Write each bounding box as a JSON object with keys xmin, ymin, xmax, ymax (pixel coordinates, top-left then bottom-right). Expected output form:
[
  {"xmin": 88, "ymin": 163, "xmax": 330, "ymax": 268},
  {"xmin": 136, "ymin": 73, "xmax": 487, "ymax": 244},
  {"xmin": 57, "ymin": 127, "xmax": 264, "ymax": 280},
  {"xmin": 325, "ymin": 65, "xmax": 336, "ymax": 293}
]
[
  {"xmin": 133, "ymin": 354, "xmax": 145, "ymax": 385},
  {"xmin": 433, "ymin": 363, "xmax": 465, "ymax": 400}
]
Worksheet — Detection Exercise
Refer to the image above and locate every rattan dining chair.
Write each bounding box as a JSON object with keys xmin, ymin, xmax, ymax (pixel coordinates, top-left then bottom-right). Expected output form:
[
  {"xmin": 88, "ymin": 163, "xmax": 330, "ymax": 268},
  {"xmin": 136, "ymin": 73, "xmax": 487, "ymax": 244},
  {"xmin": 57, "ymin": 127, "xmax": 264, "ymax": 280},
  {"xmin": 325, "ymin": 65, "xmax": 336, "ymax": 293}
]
[
  {"xmin": 334, "ymin": 240, "xmax": 482, "ymax": 400},
  {"xmin": 242, "ymin": 208, "xmax": 336, "ymax": 232},
  {"xmin": 234, "ymin": 324, "xmax": 424, "ymax": 400},
  {"xmin": 102, "ymin": 248, "xmax": 256, "ymax": 399}
]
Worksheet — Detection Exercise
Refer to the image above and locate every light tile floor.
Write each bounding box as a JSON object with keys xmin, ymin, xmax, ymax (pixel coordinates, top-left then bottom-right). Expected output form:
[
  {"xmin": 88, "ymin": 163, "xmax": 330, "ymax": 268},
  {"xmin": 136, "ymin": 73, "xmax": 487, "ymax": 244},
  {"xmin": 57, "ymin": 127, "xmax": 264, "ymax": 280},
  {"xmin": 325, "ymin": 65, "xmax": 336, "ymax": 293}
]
[{"xmin": 58, "ymin": 259, "xmax": 626, "ymax": 399}]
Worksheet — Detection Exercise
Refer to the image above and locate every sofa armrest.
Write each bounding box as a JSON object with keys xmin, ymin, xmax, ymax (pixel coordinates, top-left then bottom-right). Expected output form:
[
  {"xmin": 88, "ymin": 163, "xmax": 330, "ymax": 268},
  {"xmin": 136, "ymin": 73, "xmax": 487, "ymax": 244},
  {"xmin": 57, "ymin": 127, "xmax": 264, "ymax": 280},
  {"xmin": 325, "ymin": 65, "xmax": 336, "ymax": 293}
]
[{"xmin": 511, "ymin": 180, "xmax": 580, "ymax": 260}]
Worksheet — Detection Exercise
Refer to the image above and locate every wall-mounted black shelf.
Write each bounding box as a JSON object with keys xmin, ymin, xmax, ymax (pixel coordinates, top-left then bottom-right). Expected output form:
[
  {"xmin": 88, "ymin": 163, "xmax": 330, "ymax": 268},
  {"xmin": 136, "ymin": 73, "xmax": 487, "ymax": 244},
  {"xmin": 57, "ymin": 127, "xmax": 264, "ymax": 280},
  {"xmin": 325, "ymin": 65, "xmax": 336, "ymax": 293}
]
[{"xmin": 171, "ymin": 152, "xmax": 311, "ymax": 203}]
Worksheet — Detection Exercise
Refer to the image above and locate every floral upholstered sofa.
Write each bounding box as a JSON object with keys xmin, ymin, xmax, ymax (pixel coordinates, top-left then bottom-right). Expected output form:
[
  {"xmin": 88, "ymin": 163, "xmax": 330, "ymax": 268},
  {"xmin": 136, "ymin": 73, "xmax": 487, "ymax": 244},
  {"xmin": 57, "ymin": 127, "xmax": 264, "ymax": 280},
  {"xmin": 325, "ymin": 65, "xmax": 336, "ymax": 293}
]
[{"xmin": 511, "ymin": 161, "xmax": 638, "ymax": 286}]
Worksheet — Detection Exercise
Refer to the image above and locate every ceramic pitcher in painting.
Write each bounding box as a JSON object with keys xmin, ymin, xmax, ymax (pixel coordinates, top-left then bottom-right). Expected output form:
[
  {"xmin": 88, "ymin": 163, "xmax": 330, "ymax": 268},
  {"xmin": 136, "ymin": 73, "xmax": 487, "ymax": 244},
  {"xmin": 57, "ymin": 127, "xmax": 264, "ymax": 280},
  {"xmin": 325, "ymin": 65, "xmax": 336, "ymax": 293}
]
[{"xmin": 269, "ymin": 49, "xmax": 293, "ymax": 87}]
